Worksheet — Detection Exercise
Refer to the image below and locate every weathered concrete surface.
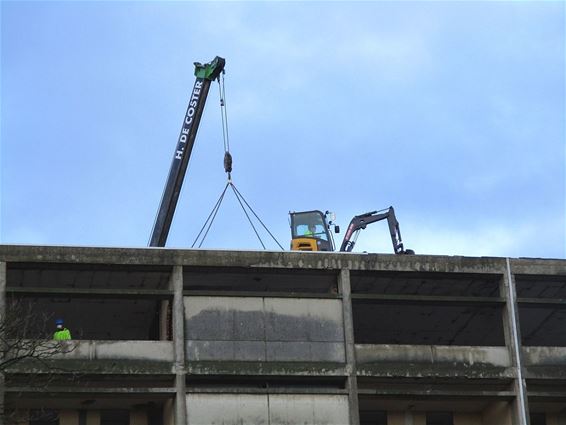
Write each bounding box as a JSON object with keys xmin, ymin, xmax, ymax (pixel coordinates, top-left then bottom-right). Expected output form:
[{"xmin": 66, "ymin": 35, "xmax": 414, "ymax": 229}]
[
  {"xmin": 186, "ymin": 394, "xmax": 350, "ymax": 425},
  {"xmin": 355, "ymin": 344, "xmax": 511, "ymax": 367},
  {"xmin": 184, "ymin": 296, "xmax": 345, "ymax": 362},
  {"xmin": 0, "ymin": 244, "xmax": 517, "ymax": 274},
  {"xmin": 510, "ymin": 258, "xmax": 566, "ymax": 275},
  {"xmin": 523, "ymin": 347, "xmax": 566, "ymax": 365},
  {"xmin": 186, "ymin": 361, "xmax": 346, "ymax": 377},
  {"xmin": 50, "ymin": 340, "xmax": 174, "ymax": 361}
]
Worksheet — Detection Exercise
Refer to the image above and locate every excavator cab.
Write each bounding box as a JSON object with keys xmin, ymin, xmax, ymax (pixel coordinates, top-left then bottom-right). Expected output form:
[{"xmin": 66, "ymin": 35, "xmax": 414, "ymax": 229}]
[{"xmin": 289, "ymin": 210, "xmax": 337, "ymax": 251}]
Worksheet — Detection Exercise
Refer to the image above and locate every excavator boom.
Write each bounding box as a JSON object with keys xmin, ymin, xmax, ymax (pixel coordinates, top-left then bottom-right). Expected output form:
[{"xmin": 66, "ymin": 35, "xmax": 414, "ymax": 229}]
[{"xmin": 339, "ymin": 207, "xmax": 412, "ymax": 254}]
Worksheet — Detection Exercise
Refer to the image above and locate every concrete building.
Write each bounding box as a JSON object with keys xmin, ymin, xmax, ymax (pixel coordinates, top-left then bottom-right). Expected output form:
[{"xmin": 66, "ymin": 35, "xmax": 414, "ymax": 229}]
[{"xmin": 0, "ymin": 245, "xmax": 565, "ymax": 425}]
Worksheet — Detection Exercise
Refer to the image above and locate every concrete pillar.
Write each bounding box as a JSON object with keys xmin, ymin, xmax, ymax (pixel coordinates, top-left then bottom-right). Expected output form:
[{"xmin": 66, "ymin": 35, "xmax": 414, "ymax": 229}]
[
  {"xmin": 171, "ymin": 266, "xmax": 186, "ymax": 425},
  {"xmin": 86, "ymin": 411, "xmax": 100, "ymax": 425},
  {"xmin": 338, "ymin": 268, "xmax": 359, "ymax": 425},
  {"xmin": 59, "ymin": 410, "xmax": 79, "ymax": 425},
  {"xmin": 501, "ymin": 258, "xmax": 530, "ymax": 425},
  {"xmin": 0, "ymin": 262, "xmax": 6, "ymax": 425}
]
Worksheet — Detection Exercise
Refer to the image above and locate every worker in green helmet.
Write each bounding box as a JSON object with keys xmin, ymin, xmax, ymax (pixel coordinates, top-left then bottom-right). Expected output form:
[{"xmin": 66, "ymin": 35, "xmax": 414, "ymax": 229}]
[{"xmin": 53, "ymin": 319, "xmax": 72, "ymax": 340}]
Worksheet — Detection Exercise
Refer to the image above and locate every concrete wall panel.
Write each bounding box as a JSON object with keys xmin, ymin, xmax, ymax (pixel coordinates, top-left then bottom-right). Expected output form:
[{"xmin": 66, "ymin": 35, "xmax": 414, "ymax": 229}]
[
  {"xmin": 264, "ymin": 298, "xmax": 344, "ymax": 342},
  {"xmin": 356, "ymin": 344, "xmax": 511, "ymax": 367},
  {"xmin": 185, "ymin": 296, "xmax": 345, "ymax": 362},
  {"xmin": 432, "ymin": 346, "xmax": 510, "ymax": 367},
  {"xmin": 269, "ymin": 394, "xmax": 350, "ymax": 425},
  {"xmin": 266, "ymin": 341, "xmax": 345, "ymax": 362},
  {"xmin": 186, "ymin": 340, "xmax": 265, "ymax": 361},
  {"xmin": 185, "ymin": 297, "xmax": 264, "ymax": 341},
  {"xmin": 186, "ymin": 394, "xmax": 349, "ymax": 425},
  {"xmin": 94, "ymin": 341, "xmax": 173, "ymax": 361},
  {"xmin": 523, "ymin": 347, "xmax": 566, "ymax": 365},
  {"xmin": 187, "ymin": 394, "xmax": 268, "ymax": 425},
  {"xmin": 51, "ymin": 340, "xmax": 174, "ymax": 361}
]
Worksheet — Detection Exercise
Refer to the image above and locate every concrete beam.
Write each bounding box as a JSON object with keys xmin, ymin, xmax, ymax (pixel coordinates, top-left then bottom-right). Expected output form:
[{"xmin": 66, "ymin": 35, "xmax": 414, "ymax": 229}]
[
  {"xmin": 183, "ymin": 290, "xmax": 340, "ymax": 299},
  {"xmin": 48, "ymin": 340, "xmax": 174, "ymax": 362},
  {"xmin": 357, "ymin": 388, "xmax": 515, "ymax": 398},
  {"xmin": 355, "ymin": 344, "xmax": 511, "ymax": 367},
  {"xmin": 5, "ymin": 358, "xmax": 175, "ymax": 375},
  {"xmin": 7, "ymin": 287, "xmax": 172, "ymax": 299},
  {"xmin": 356, "ymin": 363, "xmax": 514, "ymax": 379},
  {"xmin": 509, "ymin": 258, "xmax": 566, "ymax": 276},
  {"xmin": 352, "ymin": 294, "xmax": 505, "ymax": 306},
  {"xmin": 0, "ymin": 245, "xmax": 518, "ymax": 274},
  {"xmin": 6, "ymin": 387, "xmax": 175, "ymax": 394},
  {"xmin": 186, "ymin": 361, "xmax": 347, "ymax": 376},
  {"xmin": 517, "ymin": 298, "xmax": 566, "ymax": 308},
  {"xmin": 185, "ymin": 388, "xmax": 348, "ymax": 395}
]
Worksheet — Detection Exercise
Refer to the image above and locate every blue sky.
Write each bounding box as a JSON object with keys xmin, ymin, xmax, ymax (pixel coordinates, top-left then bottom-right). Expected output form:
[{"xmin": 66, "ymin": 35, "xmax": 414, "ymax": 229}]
[{"xmin": 1, "ymin": 1, "xmax": 564, "ymax": 258}]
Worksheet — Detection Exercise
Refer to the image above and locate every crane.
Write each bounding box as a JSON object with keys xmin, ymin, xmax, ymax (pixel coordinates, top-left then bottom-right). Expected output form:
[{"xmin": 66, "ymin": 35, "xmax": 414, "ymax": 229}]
[{"xmin": 149, "ymin": 56, "xmax": 225, "ymax": 247}]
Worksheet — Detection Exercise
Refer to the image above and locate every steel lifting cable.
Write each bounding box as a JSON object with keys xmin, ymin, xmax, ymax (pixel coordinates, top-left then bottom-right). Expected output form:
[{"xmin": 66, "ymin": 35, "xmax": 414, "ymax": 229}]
[
  {"xmin": 229, "ymin": 184, "xmax": 266, "ymax": 250},
  {"xmin": 218, "ymin": 72, "xmax": 230, "ymax": 154},
  {"xmin": 218, "ymin": 72, "xmax": 233, "ymax": 178},
  {"xmin": 231, "ymin": 184, "xmax": 285, "ymax": 250},
  {"xmin": 191, "ymin": 70, "xmax": 284, "ymax": 250},
  {"xmin": 191, "ymin": 182, "xmax": 230, "ymax": 248}
]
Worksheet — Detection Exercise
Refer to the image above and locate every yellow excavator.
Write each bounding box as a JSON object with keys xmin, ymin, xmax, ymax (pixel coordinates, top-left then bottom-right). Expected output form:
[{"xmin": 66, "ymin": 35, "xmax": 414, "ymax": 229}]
[{"xmin": 289, "ymin": 207, "xmax": 414, "ymax": 254}]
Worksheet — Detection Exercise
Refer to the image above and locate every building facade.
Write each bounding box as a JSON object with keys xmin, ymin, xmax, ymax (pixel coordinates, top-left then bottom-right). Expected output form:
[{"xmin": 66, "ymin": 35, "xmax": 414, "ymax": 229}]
[{"xmin": 0, "ymin": 245, "xmax": 565, "ymax": 425}]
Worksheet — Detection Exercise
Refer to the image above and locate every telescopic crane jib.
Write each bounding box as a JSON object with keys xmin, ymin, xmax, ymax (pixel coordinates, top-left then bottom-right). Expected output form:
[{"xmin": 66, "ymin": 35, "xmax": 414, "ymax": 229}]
[{"xmin": 149, "ymin": 56, "xmax": 225, "ymax": 248}]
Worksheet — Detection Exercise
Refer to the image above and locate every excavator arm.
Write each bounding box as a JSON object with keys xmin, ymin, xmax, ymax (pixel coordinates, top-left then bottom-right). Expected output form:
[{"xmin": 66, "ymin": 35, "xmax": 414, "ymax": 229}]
[{"xmin": 339, "ymin": 207, "xmax": 413, "ymax": 254}]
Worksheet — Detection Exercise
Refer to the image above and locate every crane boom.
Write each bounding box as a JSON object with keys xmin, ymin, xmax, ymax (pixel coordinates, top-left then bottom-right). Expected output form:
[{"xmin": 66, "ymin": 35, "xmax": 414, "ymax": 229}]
[{"xmin": 149, "ymin": 56, "xmax": 225, "ymax": 247}]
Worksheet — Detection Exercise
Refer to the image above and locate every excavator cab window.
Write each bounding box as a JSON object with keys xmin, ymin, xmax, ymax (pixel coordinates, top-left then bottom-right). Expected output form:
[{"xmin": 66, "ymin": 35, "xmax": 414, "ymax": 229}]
[
  {"xmin": 289, "ymin": 210, "xmax": 335, "ymax": 251},
  {"xmin": 291, "ymin": 211, "xmax": 328, "ymax": 240}
]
